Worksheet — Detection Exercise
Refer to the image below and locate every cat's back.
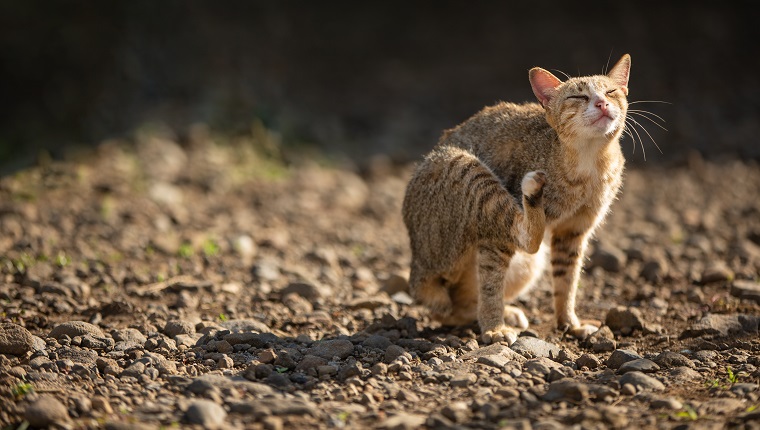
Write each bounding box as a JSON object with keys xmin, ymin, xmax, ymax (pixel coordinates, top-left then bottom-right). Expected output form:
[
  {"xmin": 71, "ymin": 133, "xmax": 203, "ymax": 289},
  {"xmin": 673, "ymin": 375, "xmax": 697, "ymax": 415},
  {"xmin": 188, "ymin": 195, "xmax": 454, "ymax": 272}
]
[{"xmin": 439, "ymin": 101, "xmax": 554, "ymax": 151}]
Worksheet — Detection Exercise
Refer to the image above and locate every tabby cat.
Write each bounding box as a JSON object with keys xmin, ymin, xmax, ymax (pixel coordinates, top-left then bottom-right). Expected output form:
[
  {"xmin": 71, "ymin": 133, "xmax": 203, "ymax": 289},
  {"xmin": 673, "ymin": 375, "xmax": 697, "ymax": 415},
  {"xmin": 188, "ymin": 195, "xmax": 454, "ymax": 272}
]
[{"xmin": 402, "ymin": 54, "xmax": 631, "ymax": 344}]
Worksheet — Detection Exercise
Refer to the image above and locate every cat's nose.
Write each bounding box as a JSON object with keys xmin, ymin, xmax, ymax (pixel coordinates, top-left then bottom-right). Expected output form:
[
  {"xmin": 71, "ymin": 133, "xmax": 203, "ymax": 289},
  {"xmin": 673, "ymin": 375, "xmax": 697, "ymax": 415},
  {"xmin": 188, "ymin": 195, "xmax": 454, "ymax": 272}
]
[{"xmin": 595, "ymin": 98, "xmax": 610, "ymax": 113}]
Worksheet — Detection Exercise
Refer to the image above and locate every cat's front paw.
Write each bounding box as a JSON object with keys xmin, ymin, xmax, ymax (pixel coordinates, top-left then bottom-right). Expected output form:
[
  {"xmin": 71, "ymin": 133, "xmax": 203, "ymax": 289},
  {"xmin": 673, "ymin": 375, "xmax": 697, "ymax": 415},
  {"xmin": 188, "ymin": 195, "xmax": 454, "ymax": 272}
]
[
  {"xmin": 521, "ymin": 170, "xmax": 546, "ymax": 199},
  {"xmin": 481, "ymin": 325, "xmax": 519, "ymax": 345}
]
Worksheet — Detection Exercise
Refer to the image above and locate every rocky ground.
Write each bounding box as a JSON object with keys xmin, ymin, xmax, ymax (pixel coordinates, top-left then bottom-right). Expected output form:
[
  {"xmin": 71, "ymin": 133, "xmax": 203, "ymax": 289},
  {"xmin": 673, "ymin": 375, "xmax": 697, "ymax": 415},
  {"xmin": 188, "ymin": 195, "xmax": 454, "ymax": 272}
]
[{"xmin": 0, "ymin": 130, "xmax": 759, "ymax": 430}]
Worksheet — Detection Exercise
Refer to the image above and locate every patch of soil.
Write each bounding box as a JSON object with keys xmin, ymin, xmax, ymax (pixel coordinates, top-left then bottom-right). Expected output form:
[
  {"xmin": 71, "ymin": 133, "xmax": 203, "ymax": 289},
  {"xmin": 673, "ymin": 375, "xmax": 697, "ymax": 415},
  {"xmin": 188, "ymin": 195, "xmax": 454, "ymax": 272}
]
[{"xmin": 0, "ymin": 136, "xmax": 759, "ymax": 429}]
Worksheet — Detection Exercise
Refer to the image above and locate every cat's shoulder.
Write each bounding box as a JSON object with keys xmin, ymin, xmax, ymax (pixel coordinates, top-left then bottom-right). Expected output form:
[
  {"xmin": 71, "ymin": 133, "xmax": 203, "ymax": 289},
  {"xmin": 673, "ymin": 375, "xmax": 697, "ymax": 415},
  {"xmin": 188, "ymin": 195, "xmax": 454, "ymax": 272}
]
[{"xmin": 480, "ymin": 101, "xmax": 544, "ymax": 117}]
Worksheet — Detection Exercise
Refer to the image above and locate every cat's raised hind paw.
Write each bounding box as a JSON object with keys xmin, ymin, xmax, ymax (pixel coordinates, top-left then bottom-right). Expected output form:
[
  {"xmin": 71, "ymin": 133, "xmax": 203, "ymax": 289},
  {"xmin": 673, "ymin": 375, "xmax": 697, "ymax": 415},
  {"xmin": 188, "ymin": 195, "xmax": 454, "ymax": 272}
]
[
  {"xmin": 481, "ymin": 325, "xmax": 519, "ymax": 345},
  {"xmin": 521, "ymin": 170, "xmax": 546, "ymax": 199}
]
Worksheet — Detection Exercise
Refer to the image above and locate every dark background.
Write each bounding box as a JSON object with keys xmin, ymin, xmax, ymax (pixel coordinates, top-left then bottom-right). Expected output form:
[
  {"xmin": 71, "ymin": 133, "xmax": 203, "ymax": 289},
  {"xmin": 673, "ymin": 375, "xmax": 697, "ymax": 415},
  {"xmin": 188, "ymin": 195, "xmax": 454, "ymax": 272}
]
[{"xmin": 1, "ymin": 1, "xmax": 757, "ymax": 174}]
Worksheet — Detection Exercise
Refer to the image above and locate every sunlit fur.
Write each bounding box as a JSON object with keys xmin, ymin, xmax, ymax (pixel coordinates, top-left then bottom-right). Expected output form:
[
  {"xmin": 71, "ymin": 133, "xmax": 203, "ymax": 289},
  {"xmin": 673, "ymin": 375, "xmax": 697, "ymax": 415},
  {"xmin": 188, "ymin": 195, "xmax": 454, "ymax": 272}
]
[{"xmin": 403, "ymin": 54, "xmax": 636, "ymax": 344}]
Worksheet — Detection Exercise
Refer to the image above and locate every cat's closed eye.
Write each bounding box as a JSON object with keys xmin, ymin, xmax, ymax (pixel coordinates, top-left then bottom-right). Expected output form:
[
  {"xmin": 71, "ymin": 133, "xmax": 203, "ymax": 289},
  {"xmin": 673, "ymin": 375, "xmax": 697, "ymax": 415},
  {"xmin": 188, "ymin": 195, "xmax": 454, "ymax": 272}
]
[
  {"xmin": 606, "ymin": 89, "xmax": 618, "ymax": 95},
  {"xmin": 566, "ymin": 95, "xmax": 588, "ymax": 101}
]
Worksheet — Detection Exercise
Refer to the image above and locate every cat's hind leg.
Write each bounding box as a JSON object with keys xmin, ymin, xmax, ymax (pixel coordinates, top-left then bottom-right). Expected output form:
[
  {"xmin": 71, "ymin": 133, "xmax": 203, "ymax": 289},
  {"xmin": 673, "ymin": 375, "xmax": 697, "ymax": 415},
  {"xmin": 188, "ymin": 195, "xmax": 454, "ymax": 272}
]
[{"xmin": 477, "ymin": 244, "xmax": 520, "ymax": 344}]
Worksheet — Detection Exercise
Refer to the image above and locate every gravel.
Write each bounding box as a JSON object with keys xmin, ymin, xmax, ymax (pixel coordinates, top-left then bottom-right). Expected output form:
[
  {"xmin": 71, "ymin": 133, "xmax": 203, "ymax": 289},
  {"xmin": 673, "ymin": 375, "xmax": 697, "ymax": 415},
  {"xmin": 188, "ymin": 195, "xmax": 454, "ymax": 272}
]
[{"xmin": 0, "ymin": 138, "xmax": 758, "ymax": 429}]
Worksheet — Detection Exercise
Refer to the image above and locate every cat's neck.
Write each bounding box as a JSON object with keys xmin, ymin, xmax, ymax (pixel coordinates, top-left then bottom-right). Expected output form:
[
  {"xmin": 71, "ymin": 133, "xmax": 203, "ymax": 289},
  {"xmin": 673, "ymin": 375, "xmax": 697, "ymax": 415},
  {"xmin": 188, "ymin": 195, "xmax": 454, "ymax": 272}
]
[{"xmin": 559, "ymin": 133, "xmax": 624, "ymax": 179}]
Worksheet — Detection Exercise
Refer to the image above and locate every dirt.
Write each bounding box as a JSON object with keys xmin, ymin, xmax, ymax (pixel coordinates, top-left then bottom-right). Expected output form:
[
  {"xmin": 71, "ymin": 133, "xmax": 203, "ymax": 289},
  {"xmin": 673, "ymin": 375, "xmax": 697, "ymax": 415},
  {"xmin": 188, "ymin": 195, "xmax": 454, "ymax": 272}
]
[{"xmin": 0, "ymin": 132, "xmax": 759, "ymax": 430}]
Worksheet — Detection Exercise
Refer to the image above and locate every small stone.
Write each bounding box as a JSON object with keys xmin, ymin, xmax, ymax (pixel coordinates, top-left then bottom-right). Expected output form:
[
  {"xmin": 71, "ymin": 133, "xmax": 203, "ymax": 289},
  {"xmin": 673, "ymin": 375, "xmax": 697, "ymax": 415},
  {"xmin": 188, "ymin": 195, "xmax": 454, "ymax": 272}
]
[
  {"xmin": 586, "ymin": 326, "xmax": 616, "ymax": 352},
  {"xmin": 542, "ymin": 378, "xmax": 590, "ymax": 403},
  {"xmin": 619, "ymin": 371, "xmax": 665, "ymax": 391},
  {"xmin": 92, "ymin": 396, "xmax": 114, "ymax": 414},
  {"xmin": 680, "ymin": 314, "xmax": 746, "ymax": 339},
  {"xmin": 280, "ymin": 282, "xmax": 324, "ymax": 300},
  {"xmin": 49, "ymin": 321, "xmax": 105, "ymax": 340},
  {"xmin": 605, "ymin": 307, "xmax": 644, "ymax": 333},
  {"xmin": 588, "ymin": 243, "xmax": 626, "ymax": 272},
  {"xmin": 653, "ymin": 351, "xmax": 694, "ymax": 369},
  {"xmin": 450, "ymin": 373, "xmax": 477, "ymax": 387},
  {"xmin": 576, "ymin": 353, "xmax": 601, "ymax": 370},
  {"xmin": 700, "ymin": 261, "xmax": 734, "ymax": 284},
  {"xmin": 379, "ymin": 413, "xmax": 426, "ymax": 430},
  {"xmin": 24, "ymin": 395, "xmax": 70, "ymax": 428},
  {"xmin": 112, "ymin": 328, "xmax": 147, "ymax": 344},
  {"xmin": 731, "ymin": 280, "xmax": 760, "ymax": 304},
  {"xmin": 510, "ymin": 337, "xmax": 560, "ymax": 359},
  {"xmin": 0, "ymin": 323, "xmax": 35, "ymax": 355},
  {"xmin": 617, "ymin": 358, "xmax": 660, "ymax": 374},
  {"xmin": 380, "ymin": 274, "xmax": 409, "ymax": 295},
  {"xmin": 259, "ymin": 349, "xmax": 278, "ymax": 364},
  {"xmin": 441, "ymin": 401, "xmax": 470, "ymax": 423},
  {"xmin": 650, "ymin": 397, "xmax": 683, "ymax": 410},
  {"xmin": 363, "ymin": 334, "xmax": 393, "ymax": 350},
  {"xmin": 164, "ymin": 320, "xmax": 196, "ymax": 337},
  {"xmin": 384, "ymin": 344, "xmax": 408, "ymax": 364},
  {"xmin": 606, "ymin": 349, "xmax": 643, "ymax": 369},
  {"xmin": 184, "ymin": 399, "xmax": 227, "ymax": 429},
  {"xmin": 309, "ymin": 339, "xmax": 355, "ymax": 360}
]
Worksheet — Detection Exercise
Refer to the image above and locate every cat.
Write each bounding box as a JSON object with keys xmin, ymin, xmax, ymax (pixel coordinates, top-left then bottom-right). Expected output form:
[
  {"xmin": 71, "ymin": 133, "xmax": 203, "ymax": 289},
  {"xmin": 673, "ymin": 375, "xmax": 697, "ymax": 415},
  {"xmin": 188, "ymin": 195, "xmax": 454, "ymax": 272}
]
[{"xmin": 402, "ymin": 54, "xmax": 631, "ymax": 344}]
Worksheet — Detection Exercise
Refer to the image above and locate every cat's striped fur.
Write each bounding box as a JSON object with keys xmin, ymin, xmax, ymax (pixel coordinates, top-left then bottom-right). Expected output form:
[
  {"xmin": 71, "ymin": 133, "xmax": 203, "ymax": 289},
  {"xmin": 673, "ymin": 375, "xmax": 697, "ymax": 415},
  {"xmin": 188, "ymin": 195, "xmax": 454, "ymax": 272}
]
[{"xmin": 402, "ymin": 54, "xmax": 631, "ymax": 344}]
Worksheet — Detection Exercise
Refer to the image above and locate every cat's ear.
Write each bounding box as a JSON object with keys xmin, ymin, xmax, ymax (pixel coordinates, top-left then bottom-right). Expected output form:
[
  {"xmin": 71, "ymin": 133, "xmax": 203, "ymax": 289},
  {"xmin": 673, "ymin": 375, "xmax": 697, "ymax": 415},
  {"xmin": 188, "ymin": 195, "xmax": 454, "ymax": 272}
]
[
  {"xmin": 529, "ymin": 68, "xmax": 562, "ymax": 107},
  {"xmin": 607, "ymin": 54, "xmax": 631, "ymax": 96}
]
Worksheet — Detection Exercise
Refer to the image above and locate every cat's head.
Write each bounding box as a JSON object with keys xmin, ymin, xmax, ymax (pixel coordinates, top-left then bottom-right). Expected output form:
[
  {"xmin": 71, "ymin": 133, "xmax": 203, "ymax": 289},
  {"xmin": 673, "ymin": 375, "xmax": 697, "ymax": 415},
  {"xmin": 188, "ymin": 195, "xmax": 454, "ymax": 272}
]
[{"xmin": 529, "ymin": 54, "xmax": 630, "ymax": 143}]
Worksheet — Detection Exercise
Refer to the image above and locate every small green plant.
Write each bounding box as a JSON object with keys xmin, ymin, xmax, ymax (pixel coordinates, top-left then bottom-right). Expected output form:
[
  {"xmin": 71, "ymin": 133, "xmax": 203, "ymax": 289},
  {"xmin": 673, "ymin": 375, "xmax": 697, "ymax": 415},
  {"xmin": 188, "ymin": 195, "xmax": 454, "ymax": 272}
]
[
  {"xmin": 336, "ymin": 411, "xmax": 350, "ymax": 423},
  {"xmin": 178, "ymin": 243, "xmax": 194, "ymax": 258},
  {"xmin": 11, "ymin": 382, "xmax": 34, "ymax": 398},
  {"xmin": 55, "ymin": 252, "xmax": 70, "ymax": 267},
  {"xmin": 218, "ymin": 313, "xmax": 228, "ymax": 322},
  {"xmin": 202, "ymin": 238, "xmax": 220, "ymax": 257},
  {"xmin": 275, "ymin": 366, "xmax": 288, "ymax": 374},
  {"xmin": 726, "ymin": 366, "xmax": 739, "ymax": 384},
  {"xmin": 675, "ymin": 405, "xmax": 698, "ymax": 421}
]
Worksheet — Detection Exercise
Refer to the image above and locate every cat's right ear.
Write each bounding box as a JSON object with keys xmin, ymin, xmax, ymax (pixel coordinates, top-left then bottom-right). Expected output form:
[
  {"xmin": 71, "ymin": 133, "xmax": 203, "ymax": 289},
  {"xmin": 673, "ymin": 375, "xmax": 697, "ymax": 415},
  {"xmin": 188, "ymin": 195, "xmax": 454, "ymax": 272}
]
[{"xmin": 529, "ymin": 68, "xmax": 563, "ymax": 107}]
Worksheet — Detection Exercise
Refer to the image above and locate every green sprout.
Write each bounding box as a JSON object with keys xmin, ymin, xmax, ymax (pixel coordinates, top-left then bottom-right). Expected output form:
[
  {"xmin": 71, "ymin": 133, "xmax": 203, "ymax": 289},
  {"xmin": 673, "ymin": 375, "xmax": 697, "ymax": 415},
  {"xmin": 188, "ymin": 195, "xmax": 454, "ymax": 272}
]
[
  {"xmin": 178, "ymin": 243, "xmax": 194, "ymax": 258},
  {"xmin": 218, "ymin": 313, "xmax": 228, "ymax": 322},
  {"xmin": 202, "ymin": 239, "xmax": 220, "ymax": 257},
  {"xmin": 675, "ymin": 405, "xmax": 698, "ymax": 421},
  {"xmin": 12, "ymin": 382, "xmax": 34, "ymax": 398},
  {"xmin": 275, "ymin": 366, "xmax": 288, "ymax": 374}
]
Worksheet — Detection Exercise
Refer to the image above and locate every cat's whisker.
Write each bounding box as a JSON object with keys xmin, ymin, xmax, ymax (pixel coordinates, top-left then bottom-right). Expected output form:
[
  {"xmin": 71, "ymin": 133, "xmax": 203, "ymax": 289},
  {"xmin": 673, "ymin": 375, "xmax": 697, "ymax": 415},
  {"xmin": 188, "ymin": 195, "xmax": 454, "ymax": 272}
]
[
  {"xmin": 627, "ymin": 116, "xmax": 663, "ymax": 155},
  {"xmin": 628, "ymin": 109, "xmax": 667, "ymax": 125},
  {"xmin": 628, "ymin": 111, "xmax": 668, "ymax": 132},
  {"xmin": 624, "ymin": 118, "xmax": 646, "ymax": 161},
  {"xmin": 628, "ymin": 100, "xmax": 672, "ymax": 105}
]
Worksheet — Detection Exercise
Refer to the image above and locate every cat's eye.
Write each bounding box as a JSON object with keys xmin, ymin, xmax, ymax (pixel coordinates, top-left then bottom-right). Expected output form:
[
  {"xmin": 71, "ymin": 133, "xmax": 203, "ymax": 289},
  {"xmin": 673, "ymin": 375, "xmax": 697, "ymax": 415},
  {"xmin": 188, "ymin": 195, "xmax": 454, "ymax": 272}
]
[
  {"xmin": 606, "ymin": 89, "xmax": 617, "ymax": 95},
  {"xmin": 566, "ymin": 95, "xmax": 589, "ymax": 101}
]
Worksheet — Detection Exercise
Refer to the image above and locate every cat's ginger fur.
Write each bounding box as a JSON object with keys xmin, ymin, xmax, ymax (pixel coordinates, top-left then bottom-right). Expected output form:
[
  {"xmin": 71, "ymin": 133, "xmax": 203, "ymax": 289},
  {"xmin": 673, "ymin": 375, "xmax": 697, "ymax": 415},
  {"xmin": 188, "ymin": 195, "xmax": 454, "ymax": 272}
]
[{"xmin": 402, "ymin": 54, "xmax": 631, "ymax": 344}]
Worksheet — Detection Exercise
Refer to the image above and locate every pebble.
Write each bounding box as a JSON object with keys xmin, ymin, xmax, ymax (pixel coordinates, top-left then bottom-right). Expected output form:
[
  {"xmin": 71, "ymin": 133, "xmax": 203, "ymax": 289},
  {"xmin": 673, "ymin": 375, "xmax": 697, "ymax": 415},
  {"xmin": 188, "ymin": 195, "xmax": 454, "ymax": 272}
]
[
  {"xmin": 379, "ymin": 412, "xmax": 427, "ymax": 430},
  {"xmin": 309, "ymin": 339, "xmax": 355, "ymax": 360},
  {"xmin": 604, "ymin": 307, "xmax": 644, "ymax": 333},
  {"xmin": 680, "ymin": 314, "xmax": 745, "ymax": 338},
  {"xmin": 450, "ymin": 372, "xmax": 477, "ymax": 387},
  {"xmin": 617, "ymin": 358, "xmax": 660, "ymax": 374},
  {"xmin": 618, "ymin": 371, "xmax": 665, "ymax": 391},
  {"xmin": 510, "ymin": 337, "xmax": 560, "ymax": 359},
  {"xmin": 220, "ymin": 319, "xmax": 271, "ymax": 333},
  {"xmin": 585, "ymin": 326, "xmax": 616, "ymax": 352},
  {"xmin": 24, "ymin": 395, "xmax": 71, "ymax": 428},
  {"xmin": 700, "ymin": 261, "xmax": 734, "ymax": 284},
  {"xmin": 588, "ymin": 243, "xmax": 626, "ymax": 272},
  {"xmin": 606, "ymin": 349, "xmax": 643, "ymax": 369},
  {"xmin": 576, "ymin": 353, "xmax": 601, "ymax": 369},
  {"xmin": 280, "ymin": 282, "xmax": 324, "ymax": 300},
  {"xmin": 49, "ymin": 321, "xmax": 106, "ymax": 340},
  {"xmin": 184, "ymin": 399, "xmax": 227, "ymax": 429},
  {"xmin": 542, "ymin": 378, "xmax": 590, "ymax": 403},
  {"xmin": 731, "ymin": 280, "xmax": 760, "ymax": 304},
  {"xmin": 164, "ymin": 320, "xmax": 196, "ymax": 337},
  {"xmin": 0, "ymin": 322, "xmax": 35, "ymax": 355},
  {"xmin": 649, "ymin": 397, "xmax": 683, "ymax": 410},
  {"xmin": 653, "ymin": 351, "xmax": 694, "ymax": 369}
]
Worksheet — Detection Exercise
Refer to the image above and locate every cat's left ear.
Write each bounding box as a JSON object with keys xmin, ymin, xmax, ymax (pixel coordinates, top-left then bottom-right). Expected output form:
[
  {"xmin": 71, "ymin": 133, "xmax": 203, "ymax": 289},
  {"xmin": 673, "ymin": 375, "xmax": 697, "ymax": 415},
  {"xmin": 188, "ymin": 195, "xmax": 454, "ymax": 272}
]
[
  {"xmin": 607, "ymin": 54, "xmax": 631, "ymax": 96},
  {"xmin": 529, "ymin": 68, "xmax": 563, "ymax": 107}
]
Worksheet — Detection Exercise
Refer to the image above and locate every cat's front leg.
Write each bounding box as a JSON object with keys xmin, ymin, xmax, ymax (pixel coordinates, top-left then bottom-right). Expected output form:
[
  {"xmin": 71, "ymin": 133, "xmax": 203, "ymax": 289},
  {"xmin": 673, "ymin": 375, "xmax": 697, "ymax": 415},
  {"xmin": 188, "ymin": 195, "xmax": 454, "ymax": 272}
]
[
  {"xmin": 549, "ymin": 223, "xmax": 601, "ymax": 339},
  {"xmin": 477, "ymin": 244, "xmax": 520, "ymax": 344}
]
